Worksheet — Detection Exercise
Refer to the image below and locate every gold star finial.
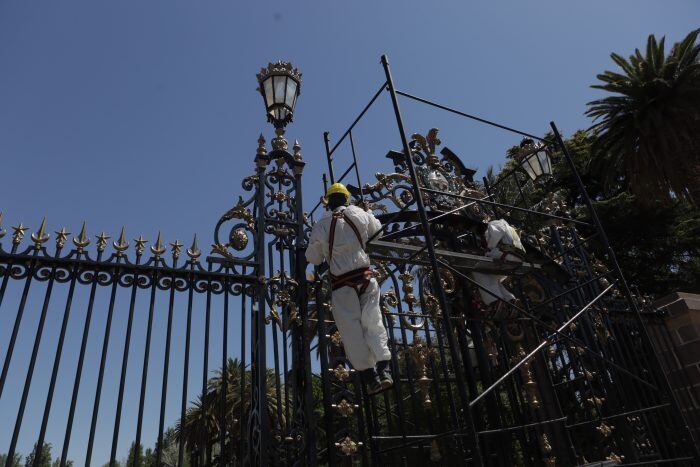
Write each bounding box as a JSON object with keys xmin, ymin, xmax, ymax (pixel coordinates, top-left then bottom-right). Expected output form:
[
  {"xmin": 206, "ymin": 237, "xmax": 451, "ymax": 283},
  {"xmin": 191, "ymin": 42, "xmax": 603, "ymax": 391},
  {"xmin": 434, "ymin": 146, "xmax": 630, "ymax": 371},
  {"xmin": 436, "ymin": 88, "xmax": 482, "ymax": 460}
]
[
  {"xmin": 12, "ymin": 223, "xmax": 29, "ymax": 245},
  {"xmin": 55, "ymin": 227, "xmax": 70, "ymax": 249},
  {"xmin": 96, "ymin": 232, "xmax": 110, "ymax": 252},
  {"xmin": 134, "ymin": 235, "xmax": 148, "ymax": 255},
  {"xmin": 170, "ymin": 239, "xmax": 183, "ymax": 259}
]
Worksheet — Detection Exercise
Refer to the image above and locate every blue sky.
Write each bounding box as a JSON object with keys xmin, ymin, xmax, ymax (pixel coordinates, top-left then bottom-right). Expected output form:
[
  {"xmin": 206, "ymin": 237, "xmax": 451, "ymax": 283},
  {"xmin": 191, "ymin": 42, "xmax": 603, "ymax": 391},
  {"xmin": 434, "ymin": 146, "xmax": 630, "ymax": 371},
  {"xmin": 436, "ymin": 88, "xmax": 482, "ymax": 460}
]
[{"xmin": 0, "ymin": 0, "xmax": 697, "ymax": 463}]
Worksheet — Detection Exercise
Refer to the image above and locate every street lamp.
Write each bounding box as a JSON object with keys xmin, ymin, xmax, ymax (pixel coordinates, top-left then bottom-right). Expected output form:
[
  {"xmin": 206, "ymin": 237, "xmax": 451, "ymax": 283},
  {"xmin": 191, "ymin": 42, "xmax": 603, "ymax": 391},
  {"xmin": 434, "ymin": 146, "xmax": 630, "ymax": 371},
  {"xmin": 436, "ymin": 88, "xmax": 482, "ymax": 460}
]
[
  {"xmin": 256, "ymin": 61, "xmax": 301, "ymax": 130},
  {"xmin": 518, "ymin": 138, "xmax": 552, "ymax": 181}
]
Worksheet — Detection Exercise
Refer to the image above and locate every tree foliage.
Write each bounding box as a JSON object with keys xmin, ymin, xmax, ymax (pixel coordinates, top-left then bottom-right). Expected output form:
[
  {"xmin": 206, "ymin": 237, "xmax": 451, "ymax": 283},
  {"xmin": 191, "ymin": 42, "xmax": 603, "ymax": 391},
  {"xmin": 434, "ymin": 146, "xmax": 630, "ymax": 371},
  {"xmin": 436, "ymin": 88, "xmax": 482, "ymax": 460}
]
[
  {"xmin": 586, "ymin": 29, "xmax": 700, "ymax": 204},
  {"xmin": 175, "ymin": 358, "xmax": 282, "ymax": 465},
  {"xmin": 0, "ymin": 453, "xmax": 22, "ymax": 467}
]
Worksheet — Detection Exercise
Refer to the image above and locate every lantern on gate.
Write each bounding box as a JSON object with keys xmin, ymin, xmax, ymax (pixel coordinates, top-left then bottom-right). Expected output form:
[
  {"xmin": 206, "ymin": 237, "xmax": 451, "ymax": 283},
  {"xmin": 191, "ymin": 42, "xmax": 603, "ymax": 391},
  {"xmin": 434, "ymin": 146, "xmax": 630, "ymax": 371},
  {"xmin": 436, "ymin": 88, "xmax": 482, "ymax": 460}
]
[
  {"xmin": 256, "ymin": 61, "xmax": 302, "ymax": 129},
  {"xmin": 518, "ymin": 138, "xmax": 552, "ymax": 181}
]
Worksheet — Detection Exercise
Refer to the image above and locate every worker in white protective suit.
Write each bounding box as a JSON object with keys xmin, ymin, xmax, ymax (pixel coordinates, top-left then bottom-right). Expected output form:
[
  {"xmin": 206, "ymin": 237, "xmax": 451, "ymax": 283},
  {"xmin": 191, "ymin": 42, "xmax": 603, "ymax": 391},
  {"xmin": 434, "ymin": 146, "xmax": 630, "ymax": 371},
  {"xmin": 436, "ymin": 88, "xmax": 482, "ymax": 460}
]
[
  {"xmin": 306, "ymin": 183, "xmax": 393, "ymax": 395},
  {"xmin": 470, "ymin": 219, "xmax": 526, "ymax": 320}
]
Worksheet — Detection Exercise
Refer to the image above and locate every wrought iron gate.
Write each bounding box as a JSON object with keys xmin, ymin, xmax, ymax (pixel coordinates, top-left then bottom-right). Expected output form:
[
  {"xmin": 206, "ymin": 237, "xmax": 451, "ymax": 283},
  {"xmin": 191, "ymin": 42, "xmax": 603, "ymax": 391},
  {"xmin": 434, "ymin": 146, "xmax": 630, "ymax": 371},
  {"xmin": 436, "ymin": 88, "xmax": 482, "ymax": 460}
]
[
  {"xmin": 0, "ymin": 129, "xmax": 315, "ymax": 466},
  {"xmin": 1, "ymin": 54, "xmax": 698, "ymax": 467}
]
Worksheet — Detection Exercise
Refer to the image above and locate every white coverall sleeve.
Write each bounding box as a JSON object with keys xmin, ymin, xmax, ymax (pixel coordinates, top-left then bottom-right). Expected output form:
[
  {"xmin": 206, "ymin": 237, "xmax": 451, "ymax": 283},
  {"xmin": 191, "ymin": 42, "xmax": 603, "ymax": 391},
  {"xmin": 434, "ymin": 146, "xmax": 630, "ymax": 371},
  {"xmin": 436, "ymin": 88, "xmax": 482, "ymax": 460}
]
[
  {"xmin": 305, "ymin": 223, "xmax": 326, "ymax": 266},
  {"xmin": 365, "ymin": 210, "xmax": 382, "ymax": 241}
]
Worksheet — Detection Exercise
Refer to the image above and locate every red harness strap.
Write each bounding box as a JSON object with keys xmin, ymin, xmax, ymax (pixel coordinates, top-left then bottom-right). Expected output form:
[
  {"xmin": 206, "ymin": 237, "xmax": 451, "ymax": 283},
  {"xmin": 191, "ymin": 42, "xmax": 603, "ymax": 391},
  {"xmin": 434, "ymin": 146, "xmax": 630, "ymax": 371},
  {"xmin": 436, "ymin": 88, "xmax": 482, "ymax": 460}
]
[
  {"xmin": 331, "ymin": 267, "xmax": 374, "ymax": 295},
  {"xmin": 328, "ymin": 209, "xmax": 372, "ymax": 296}
]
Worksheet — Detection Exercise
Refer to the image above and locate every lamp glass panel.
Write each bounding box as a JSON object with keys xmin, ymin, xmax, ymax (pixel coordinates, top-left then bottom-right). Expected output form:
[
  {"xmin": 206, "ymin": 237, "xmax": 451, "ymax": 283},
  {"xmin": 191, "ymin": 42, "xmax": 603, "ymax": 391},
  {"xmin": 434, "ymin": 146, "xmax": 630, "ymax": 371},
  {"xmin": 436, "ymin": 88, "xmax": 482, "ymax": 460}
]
[
  {"xmin": 538, "ymin": 150, "xmax": 551, "ymax": 175},
  {"xmin": 273, "ymin": 75, "xmax": 286, "ymax": 105},
  {"xmin": 285, "ymin": 78, "xmax": 297, "ymax": 109},
  {"xmin": 533, "ymin": 154, "xmax": 544, "ymax": 177},
  {"xmin": 263, "ymin": 78, "xmax": 274, "ymax": 108},
  {"xmin": 522, "ymin": 154, "xmax": 538, "ymax": 180}
]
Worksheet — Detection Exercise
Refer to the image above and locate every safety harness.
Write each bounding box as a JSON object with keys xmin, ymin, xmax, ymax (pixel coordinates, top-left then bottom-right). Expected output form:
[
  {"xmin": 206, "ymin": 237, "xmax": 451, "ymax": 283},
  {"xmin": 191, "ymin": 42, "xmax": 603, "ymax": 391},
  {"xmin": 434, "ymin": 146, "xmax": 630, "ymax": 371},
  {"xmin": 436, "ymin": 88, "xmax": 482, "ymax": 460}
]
[{"xmin": 328, "ymin": 208, "xmax": 373, "ymax": 296}]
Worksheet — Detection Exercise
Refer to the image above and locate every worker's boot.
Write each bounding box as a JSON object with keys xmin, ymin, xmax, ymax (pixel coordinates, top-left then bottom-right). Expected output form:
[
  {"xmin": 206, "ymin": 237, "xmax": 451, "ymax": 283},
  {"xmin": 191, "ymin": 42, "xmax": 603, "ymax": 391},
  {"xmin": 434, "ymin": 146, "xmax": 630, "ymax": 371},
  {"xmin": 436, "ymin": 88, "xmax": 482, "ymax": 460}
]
[
  {"xmin": 376, "ymin": 360, "xmax": 393, "ymax": 390},
  {"xmin": 361, "ymin": 368, "xmax": 382, "ymax": 395}
]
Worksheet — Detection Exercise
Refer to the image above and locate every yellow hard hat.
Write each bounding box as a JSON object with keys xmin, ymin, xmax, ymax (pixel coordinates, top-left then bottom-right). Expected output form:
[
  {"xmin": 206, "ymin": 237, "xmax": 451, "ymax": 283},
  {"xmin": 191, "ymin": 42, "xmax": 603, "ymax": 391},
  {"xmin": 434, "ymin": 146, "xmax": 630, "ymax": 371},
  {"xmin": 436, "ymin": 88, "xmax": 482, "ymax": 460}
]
[{"xmin": 325, "ymin": 183, "xmax": 350, "ymax": 200}]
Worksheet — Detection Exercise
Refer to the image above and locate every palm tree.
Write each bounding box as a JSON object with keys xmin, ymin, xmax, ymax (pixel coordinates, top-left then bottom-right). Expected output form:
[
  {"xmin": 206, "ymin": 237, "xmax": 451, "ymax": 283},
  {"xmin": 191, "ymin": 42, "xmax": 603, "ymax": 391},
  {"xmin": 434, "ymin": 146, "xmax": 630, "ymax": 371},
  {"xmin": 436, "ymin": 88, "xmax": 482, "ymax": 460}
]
[
  {"xmin": 175, "ymin": 358, "xmax": 283, "ymax": 465},
  {"xmin": 586, "ymin": 29, "xmax": 700, "ymax": 204}
]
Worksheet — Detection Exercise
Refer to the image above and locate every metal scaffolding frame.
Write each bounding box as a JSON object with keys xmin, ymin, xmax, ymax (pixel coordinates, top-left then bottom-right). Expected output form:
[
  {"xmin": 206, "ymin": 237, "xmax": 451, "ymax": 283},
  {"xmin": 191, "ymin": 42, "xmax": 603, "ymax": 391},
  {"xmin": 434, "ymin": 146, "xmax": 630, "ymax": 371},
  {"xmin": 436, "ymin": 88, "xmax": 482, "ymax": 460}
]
[{"xmin": 310, "ymin": 53, "xmax": 698, "ymax": 466}]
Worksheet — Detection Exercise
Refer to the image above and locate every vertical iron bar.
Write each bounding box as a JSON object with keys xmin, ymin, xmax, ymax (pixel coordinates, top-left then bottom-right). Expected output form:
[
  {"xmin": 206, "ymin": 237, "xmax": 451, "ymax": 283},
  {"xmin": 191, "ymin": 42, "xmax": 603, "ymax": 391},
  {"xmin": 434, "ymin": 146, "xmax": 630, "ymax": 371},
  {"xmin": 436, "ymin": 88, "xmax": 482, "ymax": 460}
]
[
  {"xmin": 0, "ymin": 238, "xmax": 21, "ymax": 311},
  {"xmin": 315, "ymin": 268, "xmax": 335, "ymax": 467},
  {"xmin": 0, "ymin": 250, "xmax": 39, "ymax": 399},
  {"xmin": 295, "ymin": 161, "xmax": 317, "ymax": 465},
  {"xmin": 550, "ymin": 121, "xmax": 699, "ymax": 457},
  {"xmin": 249, "ymin": 155, "xmax": 269, "ymax": 466},
  {"xmin": 61, "ymin": 247, "xmax": 104, "ymax": 467},
  {"xmin": 268, "ymin": 243, "xmax": 284, "ymax": 441},
  {"xmin": 110, "ymin": 254, "xmax": 142, "ymax": 465},
  {"xmin": 134, "ymin": 263, "xmax": 159, "ymax": 466},
  {"xmin": 179, "ymin": 261, "xmax": 195, "ymax": 466},
  {"xmin": 379, "ymin": 273, "xmax": 409, "ymax": 461},
  {"xmin": 7, "ymin": 248, "xmax": 59, "ymax": 462},
  {"xmin": 157, "ymin": 255, "xmax": 178, "ymax": 466},
  {"xmin": 85, "ymin": 256, "xmax": 122, "ymax": 467},
  {"xmin": 324, "ymin": 132, "xmax": 336, "ymax": 184},
  {"xmin": 381, "ymin": 53, "xmax": 483, "ymax": 466},
  {"xmin": 239, "ymin": 266, "xmax": 247, "ymax": 464},
  {"xmin": 349, "ymin": 130, "xmax": 365, "ymax": 200},
  {"xmin": 220, "ymin": 269, "xmax": 229, "ymax": 465},
  {"xmin": 36, "ymin": 249, "xmax": 81, "ymax": 459},
  {"xmin": 202, "ymin": 261, "xmax": 213, "ymax": 465}
]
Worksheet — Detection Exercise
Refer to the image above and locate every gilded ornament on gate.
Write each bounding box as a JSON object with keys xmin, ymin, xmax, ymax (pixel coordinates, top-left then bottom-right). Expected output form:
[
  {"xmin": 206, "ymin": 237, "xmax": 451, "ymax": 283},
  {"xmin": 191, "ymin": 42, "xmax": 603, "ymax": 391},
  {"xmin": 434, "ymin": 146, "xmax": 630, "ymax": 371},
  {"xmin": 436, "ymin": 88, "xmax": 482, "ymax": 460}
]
[
  {"xmin": 329, "ymin": 331, "xmax": 343, "ymax": 346},
  {"xmin": 113, "ymin": 227, "xmax": 129, "ymax": 254},
  {"xmin": 31, "ymin": 218, "xmax": 50, "ymax": 249},
  {"xmin": 332, "ymin": 399, "xmax": 357, "ymax": 417},
  {"xmin": 150, "ymin": 232, "xmax": 166, "ymax": 257},
  {"xmin": 231, "ymin": 228, "xmax": 249, "ymax": 251},
  {"xmin": 134, "ymin": 235, "xmax": 148, "ymax": 256},
  {"xmin": 596, "ymin": 422, "xmax": 613, "ymax": 437},
  {"xmin": 411, "ymin": 128, "xmax": 441, "ymax": 166},
  {"xmin": 330, "ymin": 364, "xmax": 351, "ymax": 382},
  {"xmin": 404, "ymin": 337, "xmax": 437, "ymax": 408},
  {"xmin": 256, "ymin": 133, "xmax": 267, "ymax": 155},
  {"xmin": 96, "ymin": 232, "xmax": 110, "ymax": 252},
  {"xmin": 221, "ymin": 197, "xmax": 255, "ymax": 229},
  {"xmin": 54, "ymin": 227, "xmax": 69, "ymax": 249},
  {"xmin": 73, "ymin": 223, "xmax": 90, "ymax": 252},
  {"xmin": 187, "ymin": 235, "xmax": 202, "ymax": 259},
  {"xmin": 170, "ymin": 240, "xmax": 183, "ymax": 259},
  {"xmin": 335, "ymin": 436, "xmax": 361, "ymax": 456},
  {"xmin": 427, "ymin": 269, "xmax": 456, "ymax": 295}
]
